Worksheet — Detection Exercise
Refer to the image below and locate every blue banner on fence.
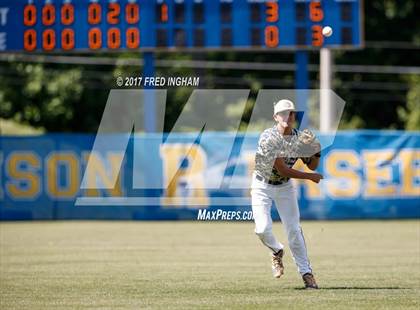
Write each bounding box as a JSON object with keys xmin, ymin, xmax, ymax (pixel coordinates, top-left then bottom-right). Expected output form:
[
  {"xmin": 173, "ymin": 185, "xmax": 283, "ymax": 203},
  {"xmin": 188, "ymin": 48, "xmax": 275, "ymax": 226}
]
[{"xmin": 0, "ymin": 131, "xmax": 419, "ymax": 220}]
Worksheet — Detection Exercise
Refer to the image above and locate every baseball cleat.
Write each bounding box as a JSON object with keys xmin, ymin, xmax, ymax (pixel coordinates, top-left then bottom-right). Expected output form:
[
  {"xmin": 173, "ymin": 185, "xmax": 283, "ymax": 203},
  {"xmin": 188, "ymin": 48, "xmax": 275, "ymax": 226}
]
[
  {"xmin": 302, "ymin": 273, "xmax": 318, "ymax": 289},
  {"xmin": 271, "ymin": 249, "xmax": 284, "ymax": 278}
]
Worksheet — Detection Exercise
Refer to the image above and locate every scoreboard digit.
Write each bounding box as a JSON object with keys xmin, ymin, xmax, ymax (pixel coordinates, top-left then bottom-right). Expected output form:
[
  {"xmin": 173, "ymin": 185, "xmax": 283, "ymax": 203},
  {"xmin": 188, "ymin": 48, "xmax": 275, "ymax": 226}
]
[{"xmin": 0, "ymin": 0, "xmax": 363, "ymax": 52}]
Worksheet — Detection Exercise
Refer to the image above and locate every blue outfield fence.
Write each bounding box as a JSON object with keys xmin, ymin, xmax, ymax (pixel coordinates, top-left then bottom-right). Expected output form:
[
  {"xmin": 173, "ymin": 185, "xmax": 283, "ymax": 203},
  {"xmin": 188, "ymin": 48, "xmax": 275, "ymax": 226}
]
[{"xmin": 0, "ymin": 131, "xmax": 419, "ymax": 220}]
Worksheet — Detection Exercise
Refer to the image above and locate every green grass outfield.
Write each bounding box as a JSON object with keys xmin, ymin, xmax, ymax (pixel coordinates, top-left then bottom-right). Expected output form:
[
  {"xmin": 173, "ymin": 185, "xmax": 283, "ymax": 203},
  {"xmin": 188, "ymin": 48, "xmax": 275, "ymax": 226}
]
[{"xmin": 1, "ymin": 220, "xmax": 419, "ymax": 309}]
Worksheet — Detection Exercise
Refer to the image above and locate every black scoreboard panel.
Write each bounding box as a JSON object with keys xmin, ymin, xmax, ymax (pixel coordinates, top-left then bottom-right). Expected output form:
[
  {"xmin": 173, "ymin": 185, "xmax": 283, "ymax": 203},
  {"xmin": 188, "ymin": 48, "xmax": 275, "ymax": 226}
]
[{"xmin": 0, "ymin": 0, "xmax": 363, "ymax": 52}]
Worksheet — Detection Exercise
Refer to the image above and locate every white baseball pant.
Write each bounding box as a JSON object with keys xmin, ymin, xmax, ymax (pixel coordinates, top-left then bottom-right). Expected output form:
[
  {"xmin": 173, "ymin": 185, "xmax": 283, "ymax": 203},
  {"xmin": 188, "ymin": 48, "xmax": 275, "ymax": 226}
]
[{"xmin": 251, "ymin": 173, "xmax": 312, "ymax": 275}]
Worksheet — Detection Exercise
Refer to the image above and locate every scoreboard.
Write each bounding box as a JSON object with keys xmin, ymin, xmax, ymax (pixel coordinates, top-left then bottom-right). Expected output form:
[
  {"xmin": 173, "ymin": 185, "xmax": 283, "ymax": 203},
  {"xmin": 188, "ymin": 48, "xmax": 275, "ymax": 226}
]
[{"xmin": 0, "ymin": 0, "xmax": 363, "ymax": 52}]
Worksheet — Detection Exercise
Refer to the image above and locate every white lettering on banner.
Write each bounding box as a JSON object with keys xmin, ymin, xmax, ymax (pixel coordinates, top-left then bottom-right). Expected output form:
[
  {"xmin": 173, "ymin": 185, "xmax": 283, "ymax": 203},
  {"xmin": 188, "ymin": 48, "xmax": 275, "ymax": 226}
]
[
  {"xmin": 0, "ymin": 33, "xmax": 6, "ymax": 50},
  {"xmin": 0, "ymin": 152, "xmax": 3, "ymax": 200},
  {"xmin": 0, "ymin": 8, "xmax": 8, "ymax": 26}
]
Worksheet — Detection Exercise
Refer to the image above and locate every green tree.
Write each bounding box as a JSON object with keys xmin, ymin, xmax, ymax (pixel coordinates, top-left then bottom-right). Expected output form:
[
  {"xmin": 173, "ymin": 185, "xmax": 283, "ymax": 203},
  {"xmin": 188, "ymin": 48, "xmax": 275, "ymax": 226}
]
[
  {"xmin": 0, "ymin": 61, "xmax": 112, "ymax": 132},
  {"xmin": 398, "ymin": 75, "xmax": 420, "ymax": 130}
]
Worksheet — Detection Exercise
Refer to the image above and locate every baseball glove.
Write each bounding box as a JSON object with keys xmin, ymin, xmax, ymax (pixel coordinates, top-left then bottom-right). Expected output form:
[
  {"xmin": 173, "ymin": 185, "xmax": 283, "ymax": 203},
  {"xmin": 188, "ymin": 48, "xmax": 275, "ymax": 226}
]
[{"xmin": 296, "ymin": 129, "xmax": 321, "ymax": 159}]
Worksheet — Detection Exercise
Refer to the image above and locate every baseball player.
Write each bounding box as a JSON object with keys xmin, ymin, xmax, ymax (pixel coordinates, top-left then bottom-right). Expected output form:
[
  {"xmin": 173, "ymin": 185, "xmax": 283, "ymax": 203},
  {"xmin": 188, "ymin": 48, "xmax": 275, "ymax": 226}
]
[{"xmin": 251, "ymin": 99, "xmax": 322, "ymax": 289}]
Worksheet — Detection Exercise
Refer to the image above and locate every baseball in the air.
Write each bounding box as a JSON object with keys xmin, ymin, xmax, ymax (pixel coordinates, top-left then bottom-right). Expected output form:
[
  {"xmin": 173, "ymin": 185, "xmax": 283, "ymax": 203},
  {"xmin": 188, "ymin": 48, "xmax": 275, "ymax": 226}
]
[{"xmin": 322, "ymin": 26, "xmax": 333, "ymax": 37}]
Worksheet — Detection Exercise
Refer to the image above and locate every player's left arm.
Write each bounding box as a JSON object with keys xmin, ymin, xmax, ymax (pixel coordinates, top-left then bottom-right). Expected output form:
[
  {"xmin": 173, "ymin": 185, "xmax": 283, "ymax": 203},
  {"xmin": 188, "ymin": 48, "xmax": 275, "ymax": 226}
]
[
  {"xmin": 305, "ymin": 155, "xmax": 320, "ymax": 171},
  {"xmin": 297, "ymin": 129, "xmax": 321, "ymax": 171}
]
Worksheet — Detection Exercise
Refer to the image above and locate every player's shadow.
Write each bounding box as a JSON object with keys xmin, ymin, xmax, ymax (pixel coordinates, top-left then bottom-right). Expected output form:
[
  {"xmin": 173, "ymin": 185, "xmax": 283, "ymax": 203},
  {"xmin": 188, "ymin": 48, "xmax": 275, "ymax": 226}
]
[{"xmin": 294, "ymin": 286, "xmax": 410, "ymax": 290}]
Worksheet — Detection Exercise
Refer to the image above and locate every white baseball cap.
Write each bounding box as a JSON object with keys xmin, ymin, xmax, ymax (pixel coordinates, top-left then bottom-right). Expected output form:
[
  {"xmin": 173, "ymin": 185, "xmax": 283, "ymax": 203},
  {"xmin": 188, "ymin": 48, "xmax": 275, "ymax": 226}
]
[{"xmin": 274, "ymin": 99, "xmax": 296, "ymax": 114}]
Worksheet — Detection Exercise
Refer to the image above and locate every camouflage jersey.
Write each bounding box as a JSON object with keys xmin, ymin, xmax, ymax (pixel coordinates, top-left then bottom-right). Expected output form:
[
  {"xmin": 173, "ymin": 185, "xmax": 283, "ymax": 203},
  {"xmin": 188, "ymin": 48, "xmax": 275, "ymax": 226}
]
[{"xmin": 254, "ymin": 126, "xmax": 310, "ymax": 184}]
